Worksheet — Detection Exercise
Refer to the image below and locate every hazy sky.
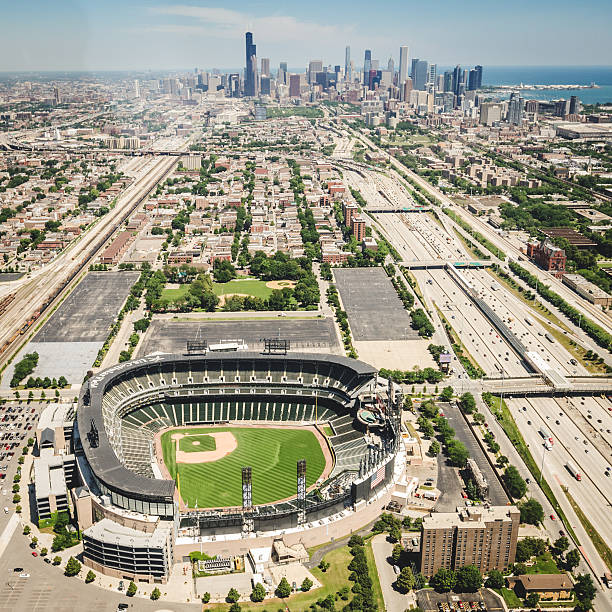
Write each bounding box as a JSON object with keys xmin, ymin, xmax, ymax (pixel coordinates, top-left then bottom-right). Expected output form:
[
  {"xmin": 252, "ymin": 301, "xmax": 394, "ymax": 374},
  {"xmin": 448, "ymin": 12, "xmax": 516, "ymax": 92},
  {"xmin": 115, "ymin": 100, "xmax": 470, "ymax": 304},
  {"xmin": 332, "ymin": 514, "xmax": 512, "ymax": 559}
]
[{"xmin": 1, "ymin": 0, "xmax": 611, "ymax": 72}]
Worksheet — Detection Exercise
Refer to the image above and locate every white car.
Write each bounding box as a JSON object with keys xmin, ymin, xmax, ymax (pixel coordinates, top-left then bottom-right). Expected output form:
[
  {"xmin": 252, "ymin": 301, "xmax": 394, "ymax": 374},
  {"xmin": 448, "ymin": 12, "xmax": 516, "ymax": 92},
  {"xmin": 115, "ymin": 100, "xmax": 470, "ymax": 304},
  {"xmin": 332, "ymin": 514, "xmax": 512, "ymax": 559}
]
[{"xmin": 19, "ymin": 573, "xmax": 30, "ymax": 578}]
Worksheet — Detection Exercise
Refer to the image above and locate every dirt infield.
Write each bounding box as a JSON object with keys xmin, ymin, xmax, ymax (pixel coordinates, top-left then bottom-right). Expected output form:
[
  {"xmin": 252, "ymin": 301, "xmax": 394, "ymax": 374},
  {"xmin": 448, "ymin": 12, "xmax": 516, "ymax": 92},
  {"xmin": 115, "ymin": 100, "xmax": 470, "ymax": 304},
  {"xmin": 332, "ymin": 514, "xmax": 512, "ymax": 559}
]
[
  {"xmin": 171, "ymin": 431, "xmax": 237, "ymax": 464},
  {"xmin": 265, "ymin": 280, "xmax": 296, "ymax": 290}
]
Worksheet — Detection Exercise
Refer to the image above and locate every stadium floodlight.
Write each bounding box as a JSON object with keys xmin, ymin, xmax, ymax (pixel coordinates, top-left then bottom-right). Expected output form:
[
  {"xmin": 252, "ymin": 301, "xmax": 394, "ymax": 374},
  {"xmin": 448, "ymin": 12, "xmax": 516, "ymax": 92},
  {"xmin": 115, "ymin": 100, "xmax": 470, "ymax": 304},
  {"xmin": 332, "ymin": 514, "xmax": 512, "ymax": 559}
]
[{"xmin": 262, "ymin": 338, "xmax": 290, "ymax": 354}]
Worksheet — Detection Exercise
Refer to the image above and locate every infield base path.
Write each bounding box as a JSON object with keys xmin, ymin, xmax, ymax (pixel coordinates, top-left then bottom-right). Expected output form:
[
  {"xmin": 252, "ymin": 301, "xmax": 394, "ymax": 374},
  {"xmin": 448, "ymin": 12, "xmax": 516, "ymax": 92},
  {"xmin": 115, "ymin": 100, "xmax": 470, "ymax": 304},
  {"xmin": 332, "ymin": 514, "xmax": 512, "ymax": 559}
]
[{"xmin": 171, "ymin": 431, "xmax": 237, "ymax": 464}]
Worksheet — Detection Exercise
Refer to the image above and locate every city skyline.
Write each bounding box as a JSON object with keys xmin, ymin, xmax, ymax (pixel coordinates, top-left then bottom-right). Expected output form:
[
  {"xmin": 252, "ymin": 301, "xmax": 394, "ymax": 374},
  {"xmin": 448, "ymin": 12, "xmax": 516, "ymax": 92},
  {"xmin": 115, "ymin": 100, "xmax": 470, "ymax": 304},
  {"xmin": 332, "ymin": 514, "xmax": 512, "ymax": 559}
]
[{"xmin": 1, "ymin": 0, "xmax": 612, "ymax": 71}]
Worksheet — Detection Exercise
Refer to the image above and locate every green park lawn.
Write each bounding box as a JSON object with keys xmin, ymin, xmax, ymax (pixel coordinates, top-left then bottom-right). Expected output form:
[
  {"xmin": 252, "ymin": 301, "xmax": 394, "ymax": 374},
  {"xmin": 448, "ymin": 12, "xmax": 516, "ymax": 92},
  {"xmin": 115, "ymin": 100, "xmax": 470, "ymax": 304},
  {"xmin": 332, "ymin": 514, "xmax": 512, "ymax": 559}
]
[{"xmin": 161, "ymin": 278, "xmax": 295, "ymax": 303}]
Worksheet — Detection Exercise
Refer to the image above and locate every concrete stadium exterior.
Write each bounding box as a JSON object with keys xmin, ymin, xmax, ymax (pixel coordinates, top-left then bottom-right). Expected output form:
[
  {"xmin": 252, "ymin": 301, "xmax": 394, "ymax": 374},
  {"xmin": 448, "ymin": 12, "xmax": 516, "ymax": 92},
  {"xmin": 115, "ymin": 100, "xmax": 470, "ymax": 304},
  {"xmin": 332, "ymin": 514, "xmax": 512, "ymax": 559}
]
[{"xmin": 73, "ymin": 352, "xmax": 404, "ymax": 581}]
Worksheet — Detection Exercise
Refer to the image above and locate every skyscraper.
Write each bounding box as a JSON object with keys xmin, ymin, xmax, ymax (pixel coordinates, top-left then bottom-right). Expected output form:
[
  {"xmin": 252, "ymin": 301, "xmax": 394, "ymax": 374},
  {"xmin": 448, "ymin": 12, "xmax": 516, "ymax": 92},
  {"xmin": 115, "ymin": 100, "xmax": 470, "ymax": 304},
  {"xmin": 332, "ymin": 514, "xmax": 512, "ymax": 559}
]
[
  {"xmin": 411, "ymin": 59, "xmax": 428, "ymax": 91},
  {"xmin": 260, "ymin": 58, "xmax": 270, "ymax": 77},
  {"xmin": 289, "ymin": 74, "xmax": 301, "ymax": 98},
  {"xmin": 398, "ymin": 45, "xmax": 409, "ymax": 86},
  {"xmin": 345, "ymin": 46, "xmax": 351, "ymax": 82},
  {"xmin": 308, "ymin": 60, "xmax": 323, "ymax": 84},
  {"xmin": 452, "ymin": 65, "xmax": 463, "ymax": 96},
  {"xmin": 387, "ymin": 57, "xmax": 395, "ymax": 74},
  {"xmin": 507, "ymin": 92, "xmax": 524, "ymax": 126},
  {"xmin": 363, "ymin": 50, "xmax": 371, "ymax": 85},
  {"xmin": 467, "ymin": 65, "xmax": 483, "ymax": 90},
  {"xmin": 278, "ymin": 62, "xmax": 288, "ymax": 85},
  {"xmin": 244, "ymin": 32, "xmax": 257, "ymax": 97},
  {"xmin": 427, "ymin": 64, "xmax": 437, "ymax": 89},
  {"xmin": 443, "ymin": 70, "xmax": 453, "ymax": 92}
]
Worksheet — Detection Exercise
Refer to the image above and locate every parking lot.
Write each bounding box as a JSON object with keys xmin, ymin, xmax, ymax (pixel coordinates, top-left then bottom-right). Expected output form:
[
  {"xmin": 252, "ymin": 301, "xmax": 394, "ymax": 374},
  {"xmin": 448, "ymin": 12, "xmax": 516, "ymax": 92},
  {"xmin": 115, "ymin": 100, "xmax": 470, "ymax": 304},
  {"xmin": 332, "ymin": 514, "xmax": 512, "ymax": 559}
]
[
  {"xmin": 417, "ymin": 588, "xmax": 504, "ymax": 612},
  {"xmin": 138, "ymin": 317, "xmax": 340, "ymax": 356},
  {"xmin": 333, "ymin": 267, "xmax": 416, "ymax": 341},
  {"xmin": 0, "ymin": 403, "xmax": 39, "ymax": 495},
  {"xmin": 33, "ymin": 271, "xmax": 139, "ymax": 343}
]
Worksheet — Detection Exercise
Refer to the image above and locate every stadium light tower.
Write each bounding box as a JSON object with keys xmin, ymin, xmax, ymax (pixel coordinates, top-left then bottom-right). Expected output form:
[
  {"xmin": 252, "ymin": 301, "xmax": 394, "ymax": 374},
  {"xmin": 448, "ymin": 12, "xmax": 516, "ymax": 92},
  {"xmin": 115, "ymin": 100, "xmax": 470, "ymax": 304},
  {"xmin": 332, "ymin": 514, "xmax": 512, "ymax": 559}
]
[
  {"xmin": 242, "ymin": 466, "xmax": 254, "ymax": 533},
  {"xmin": 297, "ymin": 459, "xmax": 306, "ymax": 525}
]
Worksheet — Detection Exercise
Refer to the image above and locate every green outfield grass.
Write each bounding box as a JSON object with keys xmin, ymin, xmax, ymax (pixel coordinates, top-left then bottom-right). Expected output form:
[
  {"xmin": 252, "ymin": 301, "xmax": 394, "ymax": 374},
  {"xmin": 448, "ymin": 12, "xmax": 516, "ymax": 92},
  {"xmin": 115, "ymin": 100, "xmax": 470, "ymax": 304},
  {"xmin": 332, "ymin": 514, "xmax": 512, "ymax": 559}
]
[
  {"xmin": 178, "ymin": 434, "xmax": 216, "ymax": 453},
  {"xmin": 160, "ymin": 426, "xmax": 326, "ymax": 507},
  {"xmin": 161, "ymin": 278, "xmax": 292, "ymax": 303}
]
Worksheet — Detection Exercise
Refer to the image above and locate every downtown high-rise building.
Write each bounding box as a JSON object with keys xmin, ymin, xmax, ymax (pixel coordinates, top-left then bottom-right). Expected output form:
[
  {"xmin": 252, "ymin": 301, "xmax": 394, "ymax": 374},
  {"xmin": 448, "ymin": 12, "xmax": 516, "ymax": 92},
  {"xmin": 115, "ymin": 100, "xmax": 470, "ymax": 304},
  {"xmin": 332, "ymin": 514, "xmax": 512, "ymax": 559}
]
[
  {"xmin": 260, "ymin": 57, "xmax": 270, "ymax": 77},
  {"xmin": 345, "ymin": 46, "xmax": 351, "ymax": 82},
  {"xmin": 278, "ymin": 62, "xmax": 288, "ymax": 85},
  {"xmin": 244, "ymin": 32, "xmax": 258, "ymax": 97},
  {"xmin": 363, "ymin": 49, "xmax": 372, "ymax": 85},
  {"xmin": 308, "ymin": 60, "xmax": 323, "ymax": 84},
  {"xmin": 467, "ymin": 65, "xmax": 483, "ymax": 90},
  {"xmin": 398, "ymin": 45, "xmax": 409, "ymax": 86},
  {"xmin": 411, "ymin": 59, "xmax": 428, "ymax": 91},
  {"xmin": 452, "ymin": 65, "xmax": 464, "ymax": 96},
  {"xmin": 507, "ymin": 92, "xmax": 524, "ymax": 125},
  {"xmin": 427, "ymin": 64, "xmax": 437, "ymax": 89}
]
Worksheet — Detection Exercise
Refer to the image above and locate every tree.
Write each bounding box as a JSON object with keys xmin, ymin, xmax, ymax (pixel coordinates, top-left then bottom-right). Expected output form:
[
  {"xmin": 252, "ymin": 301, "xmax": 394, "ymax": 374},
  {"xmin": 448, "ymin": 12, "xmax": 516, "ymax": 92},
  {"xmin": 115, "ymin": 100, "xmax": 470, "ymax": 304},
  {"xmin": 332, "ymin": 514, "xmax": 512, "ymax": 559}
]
[
  {"xmin": 85, "ymin": 570, "xmax": 96, "ymax": 583},
  {"xmin": 459, "ymin": 392, "xmax": 476, "ymax": 414},
  {"xmin": 440, "ymin": 386, "xmax": 454, "ymax": 402},
  {"xmin": 455, "ymin": 565, "xmax": 483, "ymax": 593},
  {"xmin": 31, "ymin": 536, "xmax": 38, "ymax": 547},
  {"xmin": 525, "ymin": 593, "xmax": 540, "ymax": 608},
  {"xmin": 301, "ymin": 577, "xmax": 313, "ymax": 592},
  {"xmin": 473, "ymin": 413, "xmax": 485, "ymax": 425},
  {"xmin": 52, "ymin": 556, "xmax": 61, "ymax": 565},
  {"xmin": 150, "ymin": 587, "xmax": 161, "ymax": 600},
  {"xmin": 429, "ymin": 440, "xmax": 440, "ymax": 456},
  {"xmin": 40, "ymin": 547, "xmax": 48, "ymax": 556},
  {"xmin": 250, "ymin": 583, "xmax": 266, "ymax": 602},
  {"xmin": 484, "ymin": 569, "xmax": 505, "ymax": 589},
  {"xmin": 318, "ymin": 559, "xmax": 330, "ymax": 572},
  {"xmin": 553, "ymin": 536, "xmax": 570, "ymax": 555},
  {"xmin": 519, "ymin": 499, "xmax": 544, "ymax": 525},
  {"xmin": 420, "ymin": 420, "xmax": 434, "ymax": 438},
  {"xmin": 213, "ymin": 259, "xmax": 237, "ymax": 283},
  {"xmin": 430, "ymin": 567, "xmax": 457, "ymax": 593},
  {"xmin": 276, "ymin": 577, "xmax": 291, "ymax": 598},
  {"xmin": 396, "ymin": 566, "xmax": 416, "ymax": 593},
  {"xmin": 447, "ymin": 440, "xmax": 469, "ymax": 467},
  {"xmin": 23, "ymin": 525, "xmax": 31, "ymax": 535},
  {"xmin": 229, "ymin": 604, "xmax": 241, "ymax": 612},
  {"xmin": 392, "ymin": 543, "xmax": 403, "ymax": 565},
  {"xmin": 574, "ymin": 600, "xmax": 593, "ymax": 612},
  {"xmin": 503, "ymin": 465, "xmax": 527, "ymax": 499},
  {"xmin": 126, "ymin": 581, "xmax": 137, "ymax": 597},
  {"xmin": 201, "ymin": 592, "xmax": 211, "ymax": 604},
  {"xmin": 565, "ymin": 549, "xmax": 580, "ymax": 572},
  {"xmin": 574, "ymin": 574, "xmax": 596, "ymax": 602},
  {"xmin": 227, "ymin": 587, "xmax": 240, "ymax": 603},
  {"xmin": 389, "ymin": 525, "xmax": 402, "ymax": 543},
  {"xmin": 64, "ymin": 556, "xmax": 81, "ymax": 577}
]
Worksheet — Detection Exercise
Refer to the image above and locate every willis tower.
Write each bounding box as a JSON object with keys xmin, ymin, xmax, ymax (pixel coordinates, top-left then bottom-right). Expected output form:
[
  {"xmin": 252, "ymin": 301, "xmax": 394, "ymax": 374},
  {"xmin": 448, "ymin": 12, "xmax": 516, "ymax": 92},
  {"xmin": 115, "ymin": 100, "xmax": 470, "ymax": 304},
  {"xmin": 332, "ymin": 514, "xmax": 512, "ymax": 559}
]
[{"xmin": 245, "ymin": 32, "xmax": 258, "ymax": 97}]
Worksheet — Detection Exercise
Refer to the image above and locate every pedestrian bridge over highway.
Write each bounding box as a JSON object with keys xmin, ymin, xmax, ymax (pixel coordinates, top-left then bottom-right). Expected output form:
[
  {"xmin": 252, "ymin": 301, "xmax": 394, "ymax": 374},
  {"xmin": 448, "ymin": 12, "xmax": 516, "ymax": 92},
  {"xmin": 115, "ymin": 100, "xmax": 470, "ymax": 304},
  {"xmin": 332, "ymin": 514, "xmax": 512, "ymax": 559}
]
[
  {"xmin": 401, "ymin": 260, "xmax": 493, "ymax": 269},
  {"xmin": 483, "ymin": 377, "xmax": 612, "ymax": 396}
]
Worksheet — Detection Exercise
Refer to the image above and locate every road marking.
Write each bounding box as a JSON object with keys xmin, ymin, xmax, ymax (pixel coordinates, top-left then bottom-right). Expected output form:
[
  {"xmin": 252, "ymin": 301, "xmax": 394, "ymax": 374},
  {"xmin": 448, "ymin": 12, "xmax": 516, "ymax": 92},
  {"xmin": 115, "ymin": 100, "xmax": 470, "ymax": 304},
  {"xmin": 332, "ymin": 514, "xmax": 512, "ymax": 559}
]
[{"xmin": 0, "ymin": 513, "xmax": 20, "ymax": 559}]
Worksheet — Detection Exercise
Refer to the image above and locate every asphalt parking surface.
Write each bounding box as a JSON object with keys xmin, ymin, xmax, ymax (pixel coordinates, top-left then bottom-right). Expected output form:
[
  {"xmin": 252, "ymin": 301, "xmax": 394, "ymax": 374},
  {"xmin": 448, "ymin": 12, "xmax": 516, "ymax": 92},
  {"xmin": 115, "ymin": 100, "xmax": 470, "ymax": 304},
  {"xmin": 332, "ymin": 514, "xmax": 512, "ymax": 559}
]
[
  {"xmin": 417, "ymin": 588, "xmax": 504, "ymax": 612},
  {"xmin": 33, "ymin": 271, "xmax": 139, "ymax": 343},
  {"xmin": 138, "ymin": 317, "xmax": 339, "ymax": 356},
  {"xmin": 441, "ymin": 402, "xmax": 508, "ymax": 506},
  {"xmin": 333, "ymin": 267, "xmax": 416, "ymax": 341}
]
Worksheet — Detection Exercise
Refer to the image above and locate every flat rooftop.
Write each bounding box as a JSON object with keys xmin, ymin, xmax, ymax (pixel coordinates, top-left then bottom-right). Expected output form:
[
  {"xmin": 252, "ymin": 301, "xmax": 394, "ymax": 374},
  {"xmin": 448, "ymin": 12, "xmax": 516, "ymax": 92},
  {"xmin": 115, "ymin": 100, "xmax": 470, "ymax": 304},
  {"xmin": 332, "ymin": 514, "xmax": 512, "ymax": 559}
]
[{"xmin": 84, "ymin": 517, "xmax": 171, "ymax": 549}]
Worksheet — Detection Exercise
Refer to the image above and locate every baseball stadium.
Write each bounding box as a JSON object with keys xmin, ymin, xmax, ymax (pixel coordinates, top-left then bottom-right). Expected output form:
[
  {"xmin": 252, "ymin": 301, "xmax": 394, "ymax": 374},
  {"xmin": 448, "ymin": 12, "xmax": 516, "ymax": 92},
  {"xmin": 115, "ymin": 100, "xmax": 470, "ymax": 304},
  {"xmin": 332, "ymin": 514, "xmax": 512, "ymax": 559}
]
[{"xmin": 73, "ymin": 351, "xmax": 403, "ymax": 581}]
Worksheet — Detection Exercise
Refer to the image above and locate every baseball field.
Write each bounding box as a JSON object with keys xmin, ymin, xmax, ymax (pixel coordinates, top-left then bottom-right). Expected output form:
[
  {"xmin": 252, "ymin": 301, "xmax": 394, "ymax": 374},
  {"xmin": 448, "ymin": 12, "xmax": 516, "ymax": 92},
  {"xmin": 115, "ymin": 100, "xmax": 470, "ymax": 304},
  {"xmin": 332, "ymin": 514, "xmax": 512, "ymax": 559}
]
[{"xmin": 159, "ymin": 426, "xmax": 328, "ymax": 508}]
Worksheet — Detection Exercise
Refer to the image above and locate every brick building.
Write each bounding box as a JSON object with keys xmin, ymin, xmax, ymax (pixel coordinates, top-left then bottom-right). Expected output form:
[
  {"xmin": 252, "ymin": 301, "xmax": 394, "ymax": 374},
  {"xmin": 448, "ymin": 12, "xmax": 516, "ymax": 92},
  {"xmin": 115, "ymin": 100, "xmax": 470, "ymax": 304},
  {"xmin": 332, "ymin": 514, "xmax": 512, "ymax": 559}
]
[
  {"xmin": 526, "ymin": 238, "xmax": 566, "ymax": 277},
  {"xmin": 420, "ymin": 505, "xmax": 519, "ymax": 577}
]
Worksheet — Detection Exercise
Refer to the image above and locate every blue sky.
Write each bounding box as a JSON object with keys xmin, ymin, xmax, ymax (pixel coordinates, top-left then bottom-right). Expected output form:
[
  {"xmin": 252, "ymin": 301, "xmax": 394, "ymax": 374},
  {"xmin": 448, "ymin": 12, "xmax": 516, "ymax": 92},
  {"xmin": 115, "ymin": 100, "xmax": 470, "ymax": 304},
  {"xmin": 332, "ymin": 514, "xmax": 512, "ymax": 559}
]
[{"xmin": 1, "ymin": 0, "xmax": 611, "ymax": 71}]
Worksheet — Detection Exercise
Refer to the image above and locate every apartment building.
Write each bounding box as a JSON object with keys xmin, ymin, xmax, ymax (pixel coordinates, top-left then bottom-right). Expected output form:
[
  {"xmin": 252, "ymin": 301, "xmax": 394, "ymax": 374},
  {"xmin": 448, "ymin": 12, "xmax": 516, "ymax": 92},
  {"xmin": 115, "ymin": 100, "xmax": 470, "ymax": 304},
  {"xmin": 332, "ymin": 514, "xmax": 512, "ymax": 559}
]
[{"xmin": 420, "ymin": 505, "xmax": 519, "ymax": 576}]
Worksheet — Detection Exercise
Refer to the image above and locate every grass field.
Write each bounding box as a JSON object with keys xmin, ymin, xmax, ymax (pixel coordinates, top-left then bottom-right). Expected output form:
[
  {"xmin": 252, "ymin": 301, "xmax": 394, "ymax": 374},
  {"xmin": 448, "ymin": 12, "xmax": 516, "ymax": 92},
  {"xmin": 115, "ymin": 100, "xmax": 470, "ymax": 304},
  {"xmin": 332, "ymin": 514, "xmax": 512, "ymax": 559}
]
[
  {"xmin": 161, "ymin": 278, "xmax": 293, "ymax": 303},
  {"xmin": 161, "ymin": 426, "xmax": 326, "ymax": 507},
  {"xmin": 179, "ymin": 434, "xmax": 216, "ymax": 453}
]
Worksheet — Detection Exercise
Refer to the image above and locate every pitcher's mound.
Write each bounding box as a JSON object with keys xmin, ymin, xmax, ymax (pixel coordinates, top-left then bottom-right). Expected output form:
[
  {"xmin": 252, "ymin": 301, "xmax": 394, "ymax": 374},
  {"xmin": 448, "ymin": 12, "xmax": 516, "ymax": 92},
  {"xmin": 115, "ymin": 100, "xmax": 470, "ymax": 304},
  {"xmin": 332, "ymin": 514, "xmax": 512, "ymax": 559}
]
[{"xmin": 172, "ymin": 432, "xmax": 237, "ymax": 464}]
